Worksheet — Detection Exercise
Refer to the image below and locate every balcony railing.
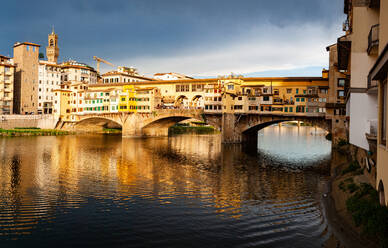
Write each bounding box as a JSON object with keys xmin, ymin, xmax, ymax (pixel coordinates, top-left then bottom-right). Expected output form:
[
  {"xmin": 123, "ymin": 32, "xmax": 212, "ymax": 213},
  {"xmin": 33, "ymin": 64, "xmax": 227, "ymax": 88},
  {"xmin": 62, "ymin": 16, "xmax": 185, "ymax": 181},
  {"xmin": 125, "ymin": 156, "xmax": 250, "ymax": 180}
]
[{"xmin": 368, "ymin": 24, "xmax": 379, "ymax": 55}]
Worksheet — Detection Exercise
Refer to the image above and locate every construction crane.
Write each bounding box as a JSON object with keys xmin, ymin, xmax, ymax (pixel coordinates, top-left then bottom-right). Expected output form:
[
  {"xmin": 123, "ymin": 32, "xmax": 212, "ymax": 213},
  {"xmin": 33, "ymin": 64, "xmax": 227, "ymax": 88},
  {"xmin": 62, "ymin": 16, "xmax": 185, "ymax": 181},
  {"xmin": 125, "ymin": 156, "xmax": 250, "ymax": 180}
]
[{"xmin": 93, "ymin": 56, "xmax": 116, "ymax": 74}]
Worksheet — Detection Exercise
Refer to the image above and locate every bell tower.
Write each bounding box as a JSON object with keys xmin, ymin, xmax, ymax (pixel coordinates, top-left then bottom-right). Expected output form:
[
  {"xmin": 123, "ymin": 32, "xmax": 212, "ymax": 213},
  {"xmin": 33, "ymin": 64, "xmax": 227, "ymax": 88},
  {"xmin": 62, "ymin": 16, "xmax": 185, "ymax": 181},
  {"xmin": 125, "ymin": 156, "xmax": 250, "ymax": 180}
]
[{"xmin": 46, "ymin": 27, "xmax": 59, "ymax": 63}]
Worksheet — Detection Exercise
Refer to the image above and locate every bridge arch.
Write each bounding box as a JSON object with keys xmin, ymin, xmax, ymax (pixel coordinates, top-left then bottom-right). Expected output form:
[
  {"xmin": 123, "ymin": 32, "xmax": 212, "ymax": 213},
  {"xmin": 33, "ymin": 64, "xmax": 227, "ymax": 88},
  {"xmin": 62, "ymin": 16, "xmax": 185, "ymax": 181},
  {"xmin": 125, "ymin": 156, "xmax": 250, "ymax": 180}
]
[
  {"xmin": 175, "ymin": 95, "xmax": 188, "ymax": 108},
  {"xmin": 191, "ymin": 95, "xmax": 204, "ymax": 109},
  {"xmin": 220, "ymin": 114, "xmax": 330, "ymax": 144},
  {"xmin": 137, "ymin": 110, "xmax": 205, "ymax": 137},
  {"xmin": 241, "ymin": 119, "xmax": 330, "ymax": 134},
  {"xmin": 73, "ymin": 116, "xmax": 123, "ymax": 132}
]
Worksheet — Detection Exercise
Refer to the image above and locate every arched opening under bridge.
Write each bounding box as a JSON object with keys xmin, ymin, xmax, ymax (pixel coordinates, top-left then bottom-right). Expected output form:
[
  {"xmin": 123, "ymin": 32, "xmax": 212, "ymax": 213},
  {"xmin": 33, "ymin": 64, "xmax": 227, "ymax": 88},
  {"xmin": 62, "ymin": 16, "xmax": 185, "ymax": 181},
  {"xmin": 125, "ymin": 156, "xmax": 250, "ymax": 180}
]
[{"xmin": 73, "ymin": 117, "xmax": 122, "ymax": 132}]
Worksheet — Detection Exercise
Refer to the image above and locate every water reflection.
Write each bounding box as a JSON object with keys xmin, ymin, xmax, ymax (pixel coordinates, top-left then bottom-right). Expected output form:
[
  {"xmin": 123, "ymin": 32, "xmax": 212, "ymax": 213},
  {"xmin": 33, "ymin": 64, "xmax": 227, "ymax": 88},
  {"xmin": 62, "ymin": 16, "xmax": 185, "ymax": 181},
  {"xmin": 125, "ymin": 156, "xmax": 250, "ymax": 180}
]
[
  {"xmin": 0, "ymin": 128, "xmax": 331, "ymax": 247},
  {"xmin": 257, "ymin": 125, "xmax": 331, "ymax": 167}
]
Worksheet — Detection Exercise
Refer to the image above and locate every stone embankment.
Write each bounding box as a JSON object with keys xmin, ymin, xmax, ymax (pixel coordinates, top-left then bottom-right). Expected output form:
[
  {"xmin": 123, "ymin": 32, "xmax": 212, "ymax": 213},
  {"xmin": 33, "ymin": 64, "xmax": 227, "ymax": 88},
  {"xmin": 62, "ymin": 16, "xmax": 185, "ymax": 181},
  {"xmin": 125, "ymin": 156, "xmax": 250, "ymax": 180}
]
[
  {"xmin": 324, "ymin": 144, "xmax": 386, "ymax": 248},
  {"xmin": 0, "ymin": 115, "xmax": 58, "ymax": 130}
]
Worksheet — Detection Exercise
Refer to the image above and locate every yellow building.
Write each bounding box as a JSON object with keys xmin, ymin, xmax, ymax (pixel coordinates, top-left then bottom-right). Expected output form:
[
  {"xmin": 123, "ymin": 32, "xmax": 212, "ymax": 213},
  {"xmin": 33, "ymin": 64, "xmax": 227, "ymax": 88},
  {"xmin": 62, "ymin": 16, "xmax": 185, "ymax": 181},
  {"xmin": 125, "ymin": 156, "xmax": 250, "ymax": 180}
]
[
  {"xmin": 119, "ymin": 85, "xmax": 136, "ymax": 112},
  {"xmin": 53, "ymin": 89, "xmax": 72, "ymax": 121}
]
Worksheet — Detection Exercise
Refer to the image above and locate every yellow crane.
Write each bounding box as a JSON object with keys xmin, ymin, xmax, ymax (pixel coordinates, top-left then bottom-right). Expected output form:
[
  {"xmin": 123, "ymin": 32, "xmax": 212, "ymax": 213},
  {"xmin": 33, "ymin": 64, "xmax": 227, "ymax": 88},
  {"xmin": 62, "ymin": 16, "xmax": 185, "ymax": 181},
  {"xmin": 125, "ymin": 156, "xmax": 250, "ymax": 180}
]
[{"xmin": 93, "ymin": 56, "xmax": 116, "ymax": 74}]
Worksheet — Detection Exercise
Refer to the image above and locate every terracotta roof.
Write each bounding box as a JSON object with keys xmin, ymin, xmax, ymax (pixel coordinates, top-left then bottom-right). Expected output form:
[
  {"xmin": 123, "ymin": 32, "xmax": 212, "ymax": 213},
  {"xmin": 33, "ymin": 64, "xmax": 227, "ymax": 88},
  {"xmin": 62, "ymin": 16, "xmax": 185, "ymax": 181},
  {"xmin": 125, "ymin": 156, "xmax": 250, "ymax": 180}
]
[
  {"xmin": 0, "ymin": 54, "xmax": 10, "ymax": 59},
  {"xmin": 88, "ymin": 76, "xmax": 327, "ymax": 88},
  {"xmin": 14, "ymin": 42, "xmax": 40, "ymax": 48},
  {"xmin": 102, "ymin": 71, "xmax": 154, "ymax": 81},
  {"xmin": 241, "ymin": 85, "xmax": 265, "ymax": 87},
  {"xmin": 153, "ymin": 72, "xmax": 194, "ymax": 79},
  {"xmin": 243, "ymin": 77, "xmax": 328, "ymax": 82},
  {"xmin": 61, "ymin": 64, "xmax": 97, "ymax": 72},
  {"xmin": 39, "ymin": 61, "xmax": 62, "ymax": 67},
  {"xmin": 87, "ymin": 88, "xmax": 116, "ymax": 93},
  {"xmin": 135, "ymin": 87, "xmax": 156, "ymax": 91}
]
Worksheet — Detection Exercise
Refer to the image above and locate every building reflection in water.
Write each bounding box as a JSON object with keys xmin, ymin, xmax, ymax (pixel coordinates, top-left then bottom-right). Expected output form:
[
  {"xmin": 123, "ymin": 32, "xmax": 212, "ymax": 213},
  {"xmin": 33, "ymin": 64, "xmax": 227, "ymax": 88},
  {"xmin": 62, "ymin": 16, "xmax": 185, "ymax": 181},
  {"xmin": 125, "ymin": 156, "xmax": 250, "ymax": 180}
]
[{"xmin": 0, "ymin": 129, "xmax": 331, "ymax": 246}]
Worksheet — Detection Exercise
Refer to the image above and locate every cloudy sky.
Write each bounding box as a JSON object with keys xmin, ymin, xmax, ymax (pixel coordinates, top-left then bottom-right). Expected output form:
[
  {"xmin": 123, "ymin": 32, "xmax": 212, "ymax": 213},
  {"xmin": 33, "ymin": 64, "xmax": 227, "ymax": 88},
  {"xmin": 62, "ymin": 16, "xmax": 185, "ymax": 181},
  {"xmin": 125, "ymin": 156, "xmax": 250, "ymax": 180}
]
[{"xmin": 0, "ymin": 0, "xmax": 345, "ymax": 77}]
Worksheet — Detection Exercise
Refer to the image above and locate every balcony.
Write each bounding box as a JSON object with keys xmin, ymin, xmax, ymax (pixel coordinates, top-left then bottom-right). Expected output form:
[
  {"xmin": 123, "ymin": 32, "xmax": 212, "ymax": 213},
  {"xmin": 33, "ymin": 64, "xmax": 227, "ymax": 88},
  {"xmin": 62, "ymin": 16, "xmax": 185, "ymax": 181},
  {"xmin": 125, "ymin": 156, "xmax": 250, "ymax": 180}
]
[{"xmin": 368, "ymin": 24, "xmax": 379, "ymax": 55}]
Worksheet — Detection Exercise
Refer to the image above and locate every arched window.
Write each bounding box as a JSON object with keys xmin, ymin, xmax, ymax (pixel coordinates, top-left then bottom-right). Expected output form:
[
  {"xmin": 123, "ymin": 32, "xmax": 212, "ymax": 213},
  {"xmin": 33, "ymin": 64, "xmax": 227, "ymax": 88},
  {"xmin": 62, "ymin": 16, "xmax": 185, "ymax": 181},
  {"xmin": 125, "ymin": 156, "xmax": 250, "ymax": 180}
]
[{"xmin": 50, "ymin": 39, "xmax": 54, "ymax": 46}]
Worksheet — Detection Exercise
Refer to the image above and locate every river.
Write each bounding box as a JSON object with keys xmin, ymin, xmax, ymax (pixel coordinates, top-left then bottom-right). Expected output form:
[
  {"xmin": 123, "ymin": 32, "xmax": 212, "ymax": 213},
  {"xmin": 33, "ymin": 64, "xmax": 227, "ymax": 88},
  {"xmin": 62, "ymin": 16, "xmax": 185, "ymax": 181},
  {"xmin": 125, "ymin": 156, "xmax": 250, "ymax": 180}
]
[{"xmin": 0, "ymin": 125, "xmax": 332, "ymax": 248}]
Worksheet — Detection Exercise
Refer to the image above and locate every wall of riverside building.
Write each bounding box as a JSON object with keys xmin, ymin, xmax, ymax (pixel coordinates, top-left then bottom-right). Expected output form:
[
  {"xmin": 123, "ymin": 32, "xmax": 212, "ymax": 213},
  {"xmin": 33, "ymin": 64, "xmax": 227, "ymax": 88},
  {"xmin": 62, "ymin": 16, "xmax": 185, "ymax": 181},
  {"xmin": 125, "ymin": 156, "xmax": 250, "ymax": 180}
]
[
  {"xmin": 349, "ymin": 92, "xmax": 378, "ymax": 150},
  {"xmin": 379, "ymin": 0, "xmax": 388, "ymax": 55},
  {"xmin": 0, "ymin": 115, "xmax": 58, "ymax": 129}
]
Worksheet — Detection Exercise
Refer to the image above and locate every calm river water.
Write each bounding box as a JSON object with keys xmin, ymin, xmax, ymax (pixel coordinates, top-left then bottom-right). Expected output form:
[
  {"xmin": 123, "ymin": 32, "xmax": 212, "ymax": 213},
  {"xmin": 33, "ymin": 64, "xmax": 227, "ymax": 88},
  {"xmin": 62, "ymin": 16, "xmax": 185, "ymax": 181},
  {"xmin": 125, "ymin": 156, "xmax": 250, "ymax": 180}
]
[{"xmin": 0, "ymin": 125, "xmax": 332, "ymax": 248}]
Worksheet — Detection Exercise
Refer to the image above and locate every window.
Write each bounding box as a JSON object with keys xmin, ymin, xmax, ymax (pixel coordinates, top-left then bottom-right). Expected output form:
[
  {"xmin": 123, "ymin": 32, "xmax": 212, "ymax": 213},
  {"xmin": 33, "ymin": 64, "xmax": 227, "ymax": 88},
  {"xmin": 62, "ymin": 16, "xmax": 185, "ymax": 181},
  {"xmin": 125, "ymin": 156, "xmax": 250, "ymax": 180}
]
[
  {"xmin": 263, "ymin": 96, "xmax": 270, "ymax": 101},
  {"xmin": 296, "ymin": 88, "xmax": 299, "ymax": 94},
  {"xmin": 338, "ymin": 79, "xmax": 346, "ymax": 87},
  {"xmin": 289, "ymin": 107, "xmax": 293, "ymax": 112},
  {"xmin": 381, "ymin": 79, "xmax": 387, "ymax": 146},
  {"xmin": 301, "ymin": 98, "xmax": 305, "ymax": 102},
  {"xmin": 287, "ymin": 89, "xmax": 292, "ymax": 94},
  {"xmin": 284, "ymin": 107, "xmax": 288, "ymax": 112},
  {"xmin": 296, "ymin": 98, "xmax": 300, "ymax": 102},
  {"xmin": 338, "ymin": 90, "xmax": 345, "ymax": 97},
  {"xmin": 228, "ymin": 85, "xmax": 234, "ymax": 90}
]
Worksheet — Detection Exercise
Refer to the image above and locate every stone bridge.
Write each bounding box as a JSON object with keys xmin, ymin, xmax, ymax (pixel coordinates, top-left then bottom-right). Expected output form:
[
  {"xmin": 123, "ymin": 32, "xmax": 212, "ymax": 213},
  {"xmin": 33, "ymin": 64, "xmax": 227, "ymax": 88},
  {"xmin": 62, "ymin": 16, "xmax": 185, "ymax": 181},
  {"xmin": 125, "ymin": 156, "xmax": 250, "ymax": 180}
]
[
  {"xmin": 61, "ymin": 109, "xmax": 206, "ymax": 137},
  {"xmin": 220, "ymin": 113, "xmax": 330, "ymax": 144},
  {"xmin": 59, "ymin": 110, "xmax": 332, "ymax": 144}
]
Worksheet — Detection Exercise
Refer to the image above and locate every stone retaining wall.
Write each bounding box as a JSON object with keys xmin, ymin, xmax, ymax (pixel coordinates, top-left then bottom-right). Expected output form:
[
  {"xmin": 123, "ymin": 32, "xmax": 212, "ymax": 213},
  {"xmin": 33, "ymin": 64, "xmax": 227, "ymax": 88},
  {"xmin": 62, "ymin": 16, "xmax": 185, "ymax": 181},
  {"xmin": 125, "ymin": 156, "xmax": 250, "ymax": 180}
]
[{"xmin": 0, "ymin": 115, "xmax": 58, "ymax": 129}]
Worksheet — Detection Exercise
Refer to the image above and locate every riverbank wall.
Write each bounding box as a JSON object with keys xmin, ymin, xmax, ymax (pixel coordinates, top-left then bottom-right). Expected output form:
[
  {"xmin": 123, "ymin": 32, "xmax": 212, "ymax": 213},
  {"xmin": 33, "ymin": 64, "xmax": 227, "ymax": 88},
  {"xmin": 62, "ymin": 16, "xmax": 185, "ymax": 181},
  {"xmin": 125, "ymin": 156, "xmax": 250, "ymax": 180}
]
[
  {"xmin": 324, "ymin": 144, "xmax": 383, "ymax": 248},
  {"xmin": 0, "ymin": 115, "xmax": 58, "ymax": 130}
]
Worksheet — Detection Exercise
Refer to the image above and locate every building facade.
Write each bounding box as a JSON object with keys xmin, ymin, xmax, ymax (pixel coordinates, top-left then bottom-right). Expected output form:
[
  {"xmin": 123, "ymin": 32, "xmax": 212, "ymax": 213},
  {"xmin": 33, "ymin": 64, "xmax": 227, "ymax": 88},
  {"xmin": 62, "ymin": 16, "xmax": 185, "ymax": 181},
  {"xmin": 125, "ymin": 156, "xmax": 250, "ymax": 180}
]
[
  {"xmin": 341, "ymin": 0, "xmax": 380, "ymax": 151},
  {"xmin": 102, "ymin": 67, "xmax": 153, "ymax": 84},
  {"xmin": 0, "ymin": 55, "xmax": 15, "ymax": 114},
  {"xmin": 13, "ymin": 42, "xmax": 40, "ymax": 114},
  {"xmin": 38, "ymin": 61, "xmax": 62, "ymax": 114},
  {"xmin": 368, "ymin": 0, "xmax": 388, "ymax": 206},
  {"xmin": 53, "ymin": 75, "xmax": 329, "ymax": 123}
]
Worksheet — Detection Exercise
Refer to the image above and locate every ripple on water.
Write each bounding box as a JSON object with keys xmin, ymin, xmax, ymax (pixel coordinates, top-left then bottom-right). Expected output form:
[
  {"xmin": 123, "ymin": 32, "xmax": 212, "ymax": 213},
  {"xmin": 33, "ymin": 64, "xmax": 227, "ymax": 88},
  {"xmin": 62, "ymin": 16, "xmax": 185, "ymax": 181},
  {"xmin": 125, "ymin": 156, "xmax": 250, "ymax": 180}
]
[{"xmin": 0, "ymin": 130, "xmax": 331, "ymax": 247}]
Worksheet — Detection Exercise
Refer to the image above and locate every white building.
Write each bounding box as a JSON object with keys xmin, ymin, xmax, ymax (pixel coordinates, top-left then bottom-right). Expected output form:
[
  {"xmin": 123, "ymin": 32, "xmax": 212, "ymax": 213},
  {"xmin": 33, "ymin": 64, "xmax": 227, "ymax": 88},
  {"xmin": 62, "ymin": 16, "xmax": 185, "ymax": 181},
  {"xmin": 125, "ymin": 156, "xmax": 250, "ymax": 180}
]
[
  {"xmin": 38, "ymin": 61, "xmax": 62, "ymax": 114},
  {"xmin": 61, "ymin": 60, "xmax": 98, "ymax": 84},
  {"xmin": 102, "ymin": 67, "xmax": 153, "ymax": 84},
  {"xmin": 153, "ymin": 72, "xmax": 193, "ymax": 81}
]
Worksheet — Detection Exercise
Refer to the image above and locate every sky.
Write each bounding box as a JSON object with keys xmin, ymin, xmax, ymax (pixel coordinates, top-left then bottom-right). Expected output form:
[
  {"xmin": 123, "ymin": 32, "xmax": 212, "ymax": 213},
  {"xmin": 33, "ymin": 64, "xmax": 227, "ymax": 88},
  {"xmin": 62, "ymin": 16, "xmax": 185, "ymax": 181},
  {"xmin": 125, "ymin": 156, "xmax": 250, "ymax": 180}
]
[{"xmin": 0, "ymin": 0, "xmax": 345, "ymax": 78}]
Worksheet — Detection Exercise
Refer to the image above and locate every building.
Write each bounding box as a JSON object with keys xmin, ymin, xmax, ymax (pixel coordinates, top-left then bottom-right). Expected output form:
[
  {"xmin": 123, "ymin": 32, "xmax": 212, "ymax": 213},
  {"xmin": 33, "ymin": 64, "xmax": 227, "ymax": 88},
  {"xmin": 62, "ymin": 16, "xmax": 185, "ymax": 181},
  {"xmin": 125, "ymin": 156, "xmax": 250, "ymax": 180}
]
[
  {"xmin": 134, "ymin": 87, "xmax": 162, "ymax": 113},
  {"xmin": 341, "ymin": 0, "xmax": 380, "ymax": 151},
  {"xmin": 153, "ymin": 72, "xmax": 193, "ymax": 81},
  {"xmin": 38, "ymin": 61, "xmax": 62, "ymax": 114},
  {"xmin": 53, "ymin": 75, "xmax": 330, "ymax": 128},
  {"xmin": 0, "ymin": 55, "xmax": 15, "ymax": 114},
  {"xmin": 13, "ymin": 42, "xmax": 40, "ymax": 114},
  {"xmin": 102, "ymin": 67, "xmax": 153, "ymax": 84},
  {"xmin": 53, "ymin": 82, "xmax": 88, "ymax": 121},
  {"xmin": 46, "ymin": 28, "xmax": 59, "ymax": 63},
  {"xmin": 325, "ymin": 44, "xmax": 349, "ymax": 143},
  {"xmin": 368, "ymin": 0, "xmax": 388, "ymax": 206},
  {"xmin": 61, "ymin": 60, "xmax": 98, "ymax": 84},
  {"xmin": 37, "ymin": 30, "xmax": 62, "ymax": 114}
]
